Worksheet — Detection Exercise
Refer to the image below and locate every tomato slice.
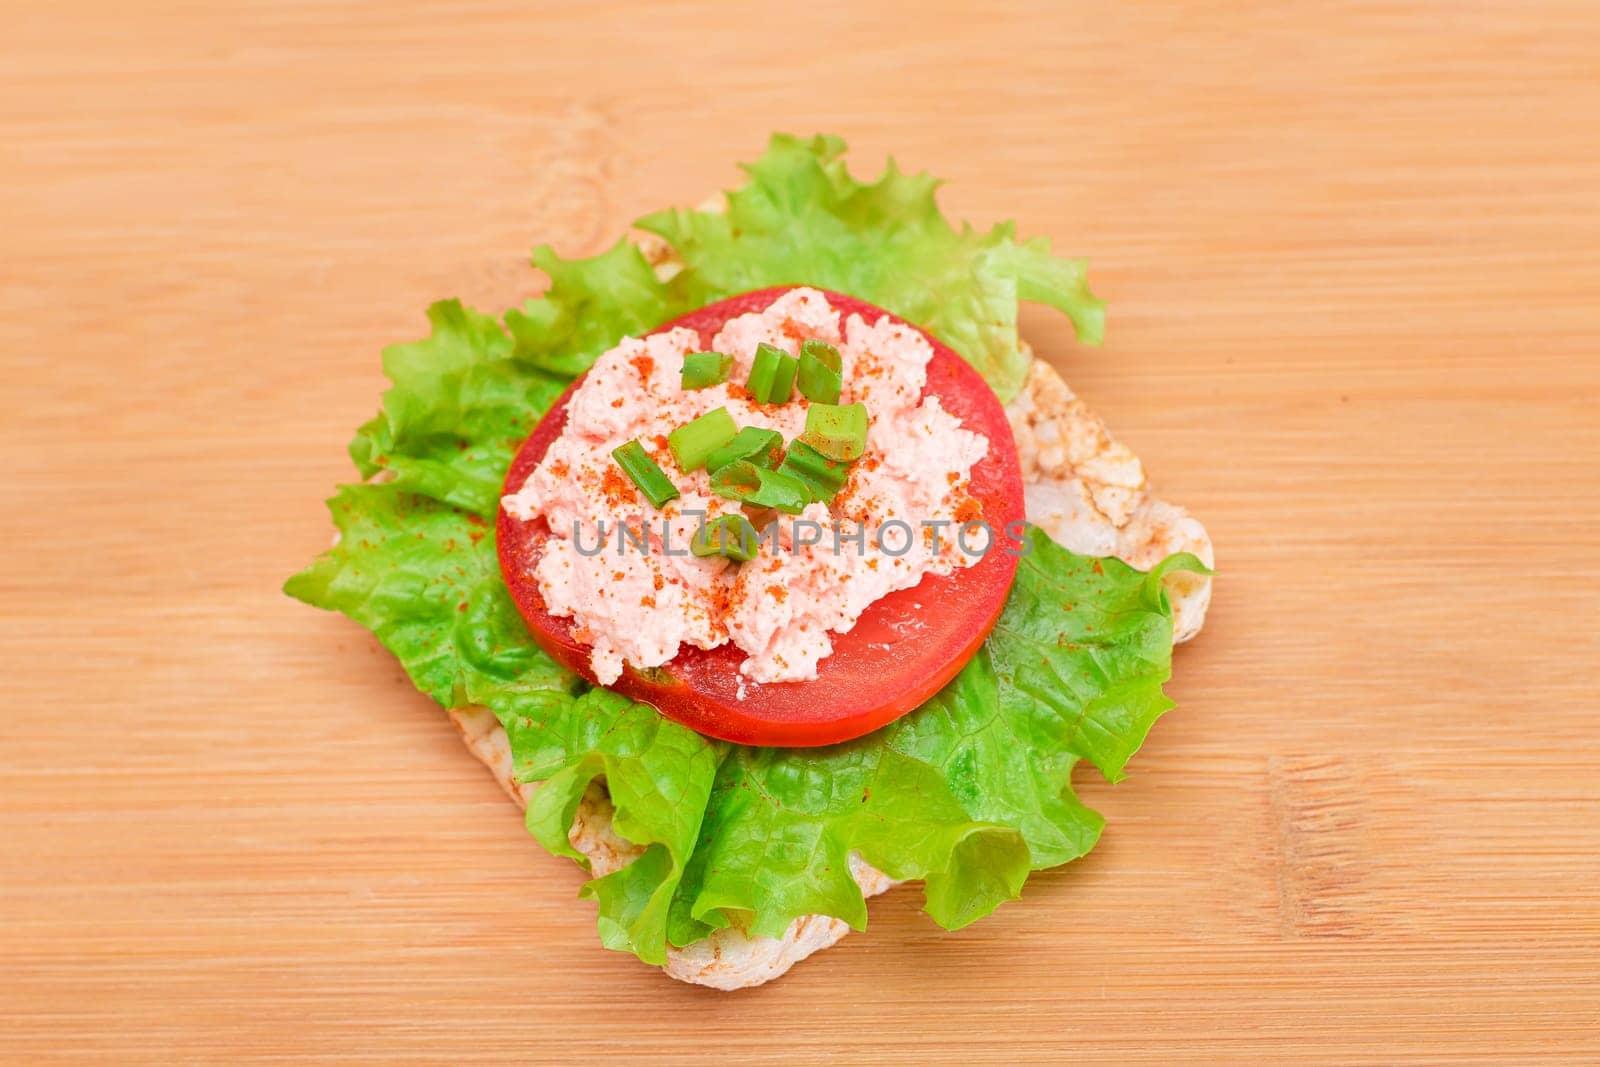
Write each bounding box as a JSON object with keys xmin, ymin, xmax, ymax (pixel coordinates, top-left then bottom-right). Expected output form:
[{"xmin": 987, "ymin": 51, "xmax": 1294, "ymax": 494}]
[{"xmin": 497, "ymin": 288, "xmax": 1024, "ymax": 747}]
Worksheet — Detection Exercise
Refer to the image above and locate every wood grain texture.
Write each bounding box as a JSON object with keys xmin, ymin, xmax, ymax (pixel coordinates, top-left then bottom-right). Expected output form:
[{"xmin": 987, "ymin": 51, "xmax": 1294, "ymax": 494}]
[{"xmin": 3, "ymin": 2, "xmax": 1598, "ymax": 1062}]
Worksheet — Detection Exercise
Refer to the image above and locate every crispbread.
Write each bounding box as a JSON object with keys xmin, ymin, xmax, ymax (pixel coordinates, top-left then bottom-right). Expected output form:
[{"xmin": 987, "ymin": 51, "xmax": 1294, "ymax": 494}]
[{"xmin": 452, "ymin": 288, "xmax": 1213, "ymax": 986}]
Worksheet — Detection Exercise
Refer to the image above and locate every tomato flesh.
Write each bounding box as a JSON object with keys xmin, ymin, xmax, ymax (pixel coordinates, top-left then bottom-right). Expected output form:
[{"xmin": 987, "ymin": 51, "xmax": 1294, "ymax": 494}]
[{"xmin": 497, "ymin": 288, "xmax": 1025, "ymax": 747}]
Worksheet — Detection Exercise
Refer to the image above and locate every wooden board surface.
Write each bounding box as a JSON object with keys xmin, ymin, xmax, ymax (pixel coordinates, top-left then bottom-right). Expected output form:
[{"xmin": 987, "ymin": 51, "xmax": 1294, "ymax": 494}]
[{"xmin": 4, "ymin": 3, "xmax": 1598, "ymax": 1063}]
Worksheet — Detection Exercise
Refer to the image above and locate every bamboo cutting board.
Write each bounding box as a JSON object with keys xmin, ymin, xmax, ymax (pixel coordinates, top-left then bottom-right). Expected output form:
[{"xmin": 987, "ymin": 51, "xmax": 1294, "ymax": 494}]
[{"xmin": 3, "ymin": 3, "xmax": 1598, "ymax": 1063}]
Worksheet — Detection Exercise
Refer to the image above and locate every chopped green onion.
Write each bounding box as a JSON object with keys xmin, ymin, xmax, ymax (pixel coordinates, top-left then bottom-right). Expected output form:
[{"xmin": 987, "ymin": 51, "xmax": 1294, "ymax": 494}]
[
  {"xmin": 801, "ymin": 401, "xmax": 869, "ymax": 461},
  {"xmin": 778, "ymin": 438, "xmax": 850, "ymax": 503},
  {"xmin": 710, "ymin": 461, "xmax": 811, "ymax": 515},
  {"xmin": 745, "ymin": 342, "xmax": 798, "ymax": 404},
  {"xmin": 668, "ymin": 406, "xmax": 738, "ymax": 471},
  {"xmin": 746, "ymin": 343, "xmax": 782, "ymax": 401},
  {"xmin": 691, "ymin": 514, "xmax": 759, "ymax": 561},
  {"xmin": 706, "ymin": 426, "xmax": 784, "ymax": 473},
  {"xmin": 681, "ymin": 351, "xmax": 733, "ymax": 390},
  {"xmin": 768, "ymin": 352, "xmax": 798, "ymax": 403},
  {"xmin": 611, "ymin": 440, "xmax": 679, "ymax": 508},
  {"xmin": 798, "ymin": 339, "xmax": 843, "ymax": 404}
]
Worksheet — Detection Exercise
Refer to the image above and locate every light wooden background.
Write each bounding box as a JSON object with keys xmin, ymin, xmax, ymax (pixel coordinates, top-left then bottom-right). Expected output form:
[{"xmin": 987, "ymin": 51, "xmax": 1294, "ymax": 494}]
[{"xmin": 4, "ymin": 3, "xmax": 1598, "ymax": 1063}]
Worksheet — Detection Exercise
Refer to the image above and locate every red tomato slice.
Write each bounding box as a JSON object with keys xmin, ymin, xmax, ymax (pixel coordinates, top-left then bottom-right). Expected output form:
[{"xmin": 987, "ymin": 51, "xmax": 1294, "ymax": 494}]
[{"xmin": 498, "ymin": 288, "xmax": 1024, "ymax": 747}]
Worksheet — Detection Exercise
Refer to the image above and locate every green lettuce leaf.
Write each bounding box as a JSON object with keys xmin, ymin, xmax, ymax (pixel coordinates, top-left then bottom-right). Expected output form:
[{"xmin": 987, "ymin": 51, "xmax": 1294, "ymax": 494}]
[
  {"xmin": 992, "ymin": 539, "xmax": 1208, "ymax": 784},
  {"xmin": 652, "ymin": 533, "xmax": 1203, "ymax": 946},
  {"xmin": 488, "ymin": 681, "xmax": 721, "ymax": 965},
  {"xmin": 506, "ymin": 134, "xmax": 1103, "ymax": 400},
  {"xmin": 284, "ymin": 483, "xmax": 567, "ymax": 705},
  {"xmin": 286, "ymin": 133, "xmax": 1194, "ymax": 967},
  {"xmin": 888, "ymin": 646, "xmax": 1104, "ymax": 873},
  {"xmin": 289, "ymin": 481, "xmax": 1196, "ymax": 958},
  {"xmin": 667, "ymin": 729, "xmax": 1034, "ymax": 943},
  {"xmin": 636, "ymin": 133, "xmax": 1104, "ymax": 402},
  {"xmin": 504, "ymin": 240, "xmax": 675, "ymax": 380},
  {"xmin": 349, "ymin": 300, "xmax": 569, "ymax": 518}
]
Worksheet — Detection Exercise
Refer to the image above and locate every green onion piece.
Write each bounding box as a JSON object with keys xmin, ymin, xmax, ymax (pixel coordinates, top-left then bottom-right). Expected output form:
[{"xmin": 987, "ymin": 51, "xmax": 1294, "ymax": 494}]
[
  {"xmin": 691, "ymin": 514, "xmax": 759, "ymax": 562},
  {"xmin": 767, "ymin": 352, "xmax": 798, "ymax": 403},
  {"xmin": 797, "ymin": 340, "xmax": 843, "ymax": 404},
  {"xmin": 746, "ymin": 343, "xmax": 783, "ymax": 401},
  {"xmin": 668, "ymin": 406, "xmax": 738, "ymax": 471},
  {"xmin": 681, "ymin": 351, "xmax": 733, "ymax": 390},
  {"xmin": 800, "ymin": 401, "xmax": 869, "ymax": 461},
  {"xmin": 745, "ymin": 342, "xmax": 799, "ymax": 404},
  {"xmin": 778, "ymin": 439, "xmax": 850, "ymax": 503},
  {"xmin": 706, "ymin": 426, "xmax": 784, "ymax": 473},
  {"xmin": 611, "ymin": 440, "xmax": 679, "ymax": 508},
  {"xmin": 710, "ymin": 461, "xmax": 810, "ymax": 515}
]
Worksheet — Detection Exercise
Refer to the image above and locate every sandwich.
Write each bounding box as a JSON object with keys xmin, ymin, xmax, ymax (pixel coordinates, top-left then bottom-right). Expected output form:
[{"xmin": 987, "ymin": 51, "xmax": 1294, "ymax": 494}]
[{"xmin": 286, "ymin": 133, "xmax": 1214, "ymax": 989}]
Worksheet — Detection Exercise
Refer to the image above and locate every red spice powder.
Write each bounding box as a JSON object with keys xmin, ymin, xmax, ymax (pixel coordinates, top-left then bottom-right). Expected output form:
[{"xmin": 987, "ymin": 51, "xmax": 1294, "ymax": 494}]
[
  {"xmin": 706, "ymin": 580, "xmax": 738, "ymax": 626},
  {"xmin": 629, "ymin": 352, "xmax": 654, "ymax": 381},
  {"xmin": 600, "ymin": 466, "xmax": 638, "ymax": 506}
]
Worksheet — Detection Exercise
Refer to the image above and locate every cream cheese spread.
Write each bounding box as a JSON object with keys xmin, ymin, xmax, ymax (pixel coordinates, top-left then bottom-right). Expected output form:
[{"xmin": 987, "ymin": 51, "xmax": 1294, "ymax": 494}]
[{"xmin": 501, "ymin": 288, "xmax": 988, "ymax": 686}]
